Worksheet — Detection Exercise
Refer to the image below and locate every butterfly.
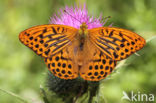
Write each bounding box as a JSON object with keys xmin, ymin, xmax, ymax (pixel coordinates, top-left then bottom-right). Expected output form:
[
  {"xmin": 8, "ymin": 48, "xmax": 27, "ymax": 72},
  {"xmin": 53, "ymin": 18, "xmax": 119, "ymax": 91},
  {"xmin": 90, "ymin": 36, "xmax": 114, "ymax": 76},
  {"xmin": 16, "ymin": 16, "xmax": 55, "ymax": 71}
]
[{"xmin": 19, "ymin": 22, "xmax": 146, "ymax": 81}]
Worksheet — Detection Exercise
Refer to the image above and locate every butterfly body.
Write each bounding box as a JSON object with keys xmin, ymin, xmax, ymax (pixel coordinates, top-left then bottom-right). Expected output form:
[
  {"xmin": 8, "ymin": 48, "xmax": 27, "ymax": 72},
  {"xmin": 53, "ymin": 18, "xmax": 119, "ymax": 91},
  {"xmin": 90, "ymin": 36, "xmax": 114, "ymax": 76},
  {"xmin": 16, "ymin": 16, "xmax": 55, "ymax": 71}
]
[
  {"xmin": 19, "ymin": 23, "xmax": 146, "ymax": 81},
  {"xmin": 77, "ymin": 22, "xmax": 88, "ymax": 50}
]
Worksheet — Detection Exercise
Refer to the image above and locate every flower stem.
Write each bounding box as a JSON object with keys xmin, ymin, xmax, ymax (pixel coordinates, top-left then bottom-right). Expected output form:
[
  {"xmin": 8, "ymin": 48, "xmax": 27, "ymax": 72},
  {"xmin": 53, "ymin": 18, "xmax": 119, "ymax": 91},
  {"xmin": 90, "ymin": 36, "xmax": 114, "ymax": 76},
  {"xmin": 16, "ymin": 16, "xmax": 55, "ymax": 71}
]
[
  {"xmin": 0, "ymin": 88, "xmax": 29, "ymax": 103},
  {"xmin": 40, "ymin": 85, "xmax": 50, "ymax": 103}
]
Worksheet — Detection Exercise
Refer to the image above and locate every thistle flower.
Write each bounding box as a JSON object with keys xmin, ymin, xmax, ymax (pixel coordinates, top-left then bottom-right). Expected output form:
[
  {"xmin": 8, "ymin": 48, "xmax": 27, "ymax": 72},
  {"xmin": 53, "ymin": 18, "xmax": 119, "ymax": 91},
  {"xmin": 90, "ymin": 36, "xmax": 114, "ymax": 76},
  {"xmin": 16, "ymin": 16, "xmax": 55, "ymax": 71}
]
[{"xmin": 50, "ymin": 5, "xmax": 105, "ymax": 29}]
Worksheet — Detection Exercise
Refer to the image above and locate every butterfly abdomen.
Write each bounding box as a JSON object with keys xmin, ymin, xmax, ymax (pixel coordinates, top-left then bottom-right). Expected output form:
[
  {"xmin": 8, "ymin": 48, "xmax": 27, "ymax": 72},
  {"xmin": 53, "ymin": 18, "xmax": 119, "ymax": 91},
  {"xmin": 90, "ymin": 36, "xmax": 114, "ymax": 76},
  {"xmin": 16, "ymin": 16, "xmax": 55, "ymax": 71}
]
[{"xmin": 79, "ymin": 35, "xmax": 86, "ymax": 51}]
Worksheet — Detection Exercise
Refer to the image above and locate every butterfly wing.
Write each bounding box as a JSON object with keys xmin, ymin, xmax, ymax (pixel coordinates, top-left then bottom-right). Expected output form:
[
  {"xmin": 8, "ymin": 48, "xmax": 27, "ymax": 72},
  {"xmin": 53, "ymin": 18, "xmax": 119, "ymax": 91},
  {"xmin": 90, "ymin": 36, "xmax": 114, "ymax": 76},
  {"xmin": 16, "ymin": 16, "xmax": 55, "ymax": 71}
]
[
  {"xmin": 44, "ymin": 45, "xmax": 79, "ymax": 79},
  {"xmin": 88, "ymin": 27, "xmax": 146, "ymax": 61},
  {"xmin": 79, "ymin": 47, "xmax": 117, "ymax": 81},
  {"xmin": 19, "ymin": 24, "xmax": 78, "ymax": 57}
]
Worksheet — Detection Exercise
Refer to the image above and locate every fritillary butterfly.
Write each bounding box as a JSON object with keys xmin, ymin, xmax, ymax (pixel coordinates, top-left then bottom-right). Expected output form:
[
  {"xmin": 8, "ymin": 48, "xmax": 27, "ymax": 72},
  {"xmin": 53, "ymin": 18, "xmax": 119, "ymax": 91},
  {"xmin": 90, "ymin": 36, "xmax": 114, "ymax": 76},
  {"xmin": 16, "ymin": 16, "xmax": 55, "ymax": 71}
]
[{"xmin": 19, "ymin": 23, "xmax": 146, "ymax": 81}]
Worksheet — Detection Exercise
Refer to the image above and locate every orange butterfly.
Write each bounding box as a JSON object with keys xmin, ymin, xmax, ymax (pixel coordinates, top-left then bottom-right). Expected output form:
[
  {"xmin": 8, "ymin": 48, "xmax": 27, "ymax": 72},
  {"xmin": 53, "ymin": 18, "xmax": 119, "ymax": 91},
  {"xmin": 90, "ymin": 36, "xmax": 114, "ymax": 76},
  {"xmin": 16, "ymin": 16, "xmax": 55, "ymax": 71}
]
[{"xmin": 19, "ymin": 23, "xmax": 146, "ymax": 81}]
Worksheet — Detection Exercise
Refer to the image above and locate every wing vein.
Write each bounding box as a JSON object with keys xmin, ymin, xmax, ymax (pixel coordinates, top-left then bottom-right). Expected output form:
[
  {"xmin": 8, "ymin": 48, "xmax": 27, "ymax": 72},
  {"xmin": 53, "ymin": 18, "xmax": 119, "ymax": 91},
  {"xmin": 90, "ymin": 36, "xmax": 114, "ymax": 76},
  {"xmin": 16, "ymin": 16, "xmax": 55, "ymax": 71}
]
[
  {"xmin": 52, "ymin": 41, "xmax": 70, "ymax": 53},
  {"xmin": 46, "ymin": 35, "xmax": 66, "ymax": 43},
  {"xmin": 97, "ymin": 39, "xmax": 116, "ymax": 50},
  {"xmin": 99, "ymin": 37, "xmax": 119, "ymax": 46},
  {"xmin": 96, "ymin": 43, "xmax": 111, "ymax": 55},
  {"xmin": 43, "ymin": 33, "xmax": 62, "ymax": 38},
  {"xmin": 48, "ymin": 38, "xmax": 68, "ymax": 48}
]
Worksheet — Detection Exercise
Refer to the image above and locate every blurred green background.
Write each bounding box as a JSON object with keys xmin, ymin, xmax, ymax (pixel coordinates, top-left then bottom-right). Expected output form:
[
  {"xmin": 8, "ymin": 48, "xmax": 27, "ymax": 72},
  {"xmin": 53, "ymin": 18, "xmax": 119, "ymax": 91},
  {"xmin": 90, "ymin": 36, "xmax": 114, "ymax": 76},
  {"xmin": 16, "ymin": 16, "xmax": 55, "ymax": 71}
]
[{"xmin": 0, "ymin": 0, "xmax": 156, "ymax": 103}]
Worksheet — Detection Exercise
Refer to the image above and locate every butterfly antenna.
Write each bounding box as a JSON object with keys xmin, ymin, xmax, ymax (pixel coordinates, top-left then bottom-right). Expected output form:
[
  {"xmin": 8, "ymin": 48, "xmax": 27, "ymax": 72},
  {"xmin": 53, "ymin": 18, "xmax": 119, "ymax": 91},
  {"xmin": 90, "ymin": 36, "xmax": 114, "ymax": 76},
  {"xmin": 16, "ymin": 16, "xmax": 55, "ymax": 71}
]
[
  {"xmin": 63, "ymin": 10, "xmax": 82, "ymax": 23},
  {"xmin": 101, "ymin": 16, "xmax": 111, "ymax": 22},
  {"xmin": 87, "ymin": 16, "xmax": 112, "ymax": 25},
  {"xmin": 102, "ymin": 16, "xmax": 111, "ymax": 25}
]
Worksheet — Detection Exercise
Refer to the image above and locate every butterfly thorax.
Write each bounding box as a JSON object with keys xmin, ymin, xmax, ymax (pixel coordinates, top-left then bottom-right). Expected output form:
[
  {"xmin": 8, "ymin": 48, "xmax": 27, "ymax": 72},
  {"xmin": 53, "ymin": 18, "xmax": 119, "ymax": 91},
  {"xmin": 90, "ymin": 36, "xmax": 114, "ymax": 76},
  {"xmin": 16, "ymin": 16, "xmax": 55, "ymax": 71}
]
[{"xmin": 78, "ymin": 23, "xmax": 88, "ymax": 51}]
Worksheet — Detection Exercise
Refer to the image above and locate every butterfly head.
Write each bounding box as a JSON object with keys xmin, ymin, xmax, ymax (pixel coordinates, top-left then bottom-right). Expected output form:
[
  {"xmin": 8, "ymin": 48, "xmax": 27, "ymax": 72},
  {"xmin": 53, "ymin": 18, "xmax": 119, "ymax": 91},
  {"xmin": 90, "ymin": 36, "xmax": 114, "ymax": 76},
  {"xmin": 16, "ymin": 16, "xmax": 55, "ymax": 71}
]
[
  {"xmin": 80, "ymin": 22, "xmax": 88, "ymax": 30},
  {"xmin": 79, "ymin": 22, "xmax": 88, "ymax": 37}
]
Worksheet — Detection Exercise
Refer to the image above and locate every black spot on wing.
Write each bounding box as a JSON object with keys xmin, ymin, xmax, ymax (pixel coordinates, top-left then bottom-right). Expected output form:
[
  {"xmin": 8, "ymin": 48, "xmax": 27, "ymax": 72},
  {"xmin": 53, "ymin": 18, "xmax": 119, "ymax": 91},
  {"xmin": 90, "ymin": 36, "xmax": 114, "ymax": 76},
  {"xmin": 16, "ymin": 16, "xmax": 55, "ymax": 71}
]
[
  {"xmin": 109, "ymin": 30, "xmax": 114, "ymax": 36},
  {"xmin": 51, "ymin": 27, "xmax": 57, "ymax": 34},
  {"xmin": 43, "ymin": 28, "xmax": 47, "ymax": 33}
]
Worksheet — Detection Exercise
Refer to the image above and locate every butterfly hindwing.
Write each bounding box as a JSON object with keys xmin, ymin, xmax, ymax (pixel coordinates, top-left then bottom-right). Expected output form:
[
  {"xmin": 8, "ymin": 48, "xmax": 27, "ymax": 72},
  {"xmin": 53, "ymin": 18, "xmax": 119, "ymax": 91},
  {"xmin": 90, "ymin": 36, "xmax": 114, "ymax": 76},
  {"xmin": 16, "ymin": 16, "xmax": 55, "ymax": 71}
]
[
  {"xmin": 19, "ymin": 24, "xmax": 78, "ymax": 57},
  {"xmin": 80, "ymin": 50, "xmax": 117, "ymax": 81},
  {"xmin": 88, "ymin": 27, "xmax": 146, "ymax": 61},
  {"xmin": 44, "ymin": 47, "xmax": 79, "ymax": 80}
]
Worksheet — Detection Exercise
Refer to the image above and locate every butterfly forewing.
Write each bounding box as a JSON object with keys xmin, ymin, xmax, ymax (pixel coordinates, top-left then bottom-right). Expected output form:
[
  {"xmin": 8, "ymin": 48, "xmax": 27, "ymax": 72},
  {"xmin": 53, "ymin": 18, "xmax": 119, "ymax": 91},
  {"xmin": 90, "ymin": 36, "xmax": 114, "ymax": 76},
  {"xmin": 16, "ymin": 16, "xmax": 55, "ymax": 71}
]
[
  {"xmin": 88, "ymin": 27, "xmax": 146, "ymax": 61},
  {"xmin": 19, "ymin": 24, "xmax": 78, "ymax": 57}
]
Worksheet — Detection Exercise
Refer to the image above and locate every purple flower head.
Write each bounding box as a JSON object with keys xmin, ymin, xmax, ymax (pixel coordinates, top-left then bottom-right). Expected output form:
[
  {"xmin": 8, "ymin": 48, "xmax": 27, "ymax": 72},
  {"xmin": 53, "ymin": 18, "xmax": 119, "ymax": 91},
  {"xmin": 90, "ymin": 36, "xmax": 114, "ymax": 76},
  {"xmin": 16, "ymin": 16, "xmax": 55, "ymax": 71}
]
[{"xmin": 50, "ymin": 4, "xmax": 105, "ymax": 29}]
